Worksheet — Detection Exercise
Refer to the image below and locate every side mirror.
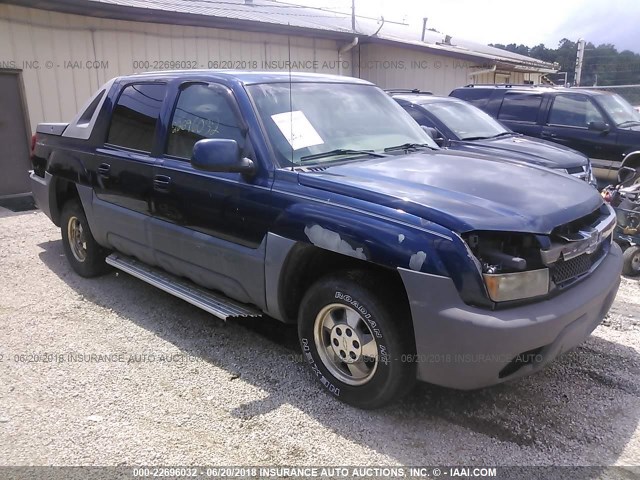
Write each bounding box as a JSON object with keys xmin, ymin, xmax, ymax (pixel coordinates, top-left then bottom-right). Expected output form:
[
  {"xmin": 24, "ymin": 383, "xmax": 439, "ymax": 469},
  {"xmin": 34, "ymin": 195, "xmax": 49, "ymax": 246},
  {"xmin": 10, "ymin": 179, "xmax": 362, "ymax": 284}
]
[
  {"xmin": 618, "ymin": 166, "xmax": 637, "ymax": 185},
  {"xmin": 191, "ymin": 139, "xmax": 255, "ymax": 175},
  {"xmin": 421, "ymin": 125, "xmax": 446, "ymax": 147},
  {"xmin": 588, "ymin": 121, "xmax": 610, "ymax": 133}
]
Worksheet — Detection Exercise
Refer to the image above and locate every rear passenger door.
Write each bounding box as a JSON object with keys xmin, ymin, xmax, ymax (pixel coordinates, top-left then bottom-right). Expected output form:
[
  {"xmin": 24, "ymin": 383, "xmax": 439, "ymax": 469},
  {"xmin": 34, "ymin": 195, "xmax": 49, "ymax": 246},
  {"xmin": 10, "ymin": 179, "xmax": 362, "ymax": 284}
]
[
  {"xmin": 150, "ymin": 81, "xmax": 273, "ymax": 307},
  {"xmin": 91, "ymin": 82, "xmax": 167, "ymax": 264},
  {"xmin": 496, "ymin": 92, "xmax": 544, "ymax": 137}
]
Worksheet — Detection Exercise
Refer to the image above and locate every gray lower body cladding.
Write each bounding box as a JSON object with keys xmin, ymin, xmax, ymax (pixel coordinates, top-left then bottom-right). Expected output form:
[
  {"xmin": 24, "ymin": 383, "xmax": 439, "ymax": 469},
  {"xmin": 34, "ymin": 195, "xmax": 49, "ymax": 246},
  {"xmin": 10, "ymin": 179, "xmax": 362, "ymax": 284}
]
[
  {"xmin": 30, "ymin": 172, "xmax": 53, "ymax": 220},
  {"xmin": 399, "ymin": 242, "xmax": 623, "ymax": 390}
]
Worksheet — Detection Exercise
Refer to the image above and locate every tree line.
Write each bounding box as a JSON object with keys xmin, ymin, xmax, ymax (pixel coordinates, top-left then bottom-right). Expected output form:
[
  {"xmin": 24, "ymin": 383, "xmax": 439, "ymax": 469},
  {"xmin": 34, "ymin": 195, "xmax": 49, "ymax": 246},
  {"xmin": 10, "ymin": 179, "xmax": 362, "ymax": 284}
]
[{"xmin": 490, "ymin": 39, "xmax": 640, "ymax": 86}]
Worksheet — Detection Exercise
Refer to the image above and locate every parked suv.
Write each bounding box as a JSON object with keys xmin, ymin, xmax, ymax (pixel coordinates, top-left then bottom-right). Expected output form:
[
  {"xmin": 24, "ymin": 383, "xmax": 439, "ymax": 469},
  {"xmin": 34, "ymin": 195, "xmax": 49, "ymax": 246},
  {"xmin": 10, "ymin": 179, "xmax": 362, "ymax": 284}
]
[
  {"xmin": 31, "ymin": 71, "xmax": 622, "ymax": 409},
  {"xmin": 389, "ymin": 90, "xmax": 596, "ymax": 185},
  {"xmin": 450, "ymin": 85, "xmax": 640, "ymax": 183}
]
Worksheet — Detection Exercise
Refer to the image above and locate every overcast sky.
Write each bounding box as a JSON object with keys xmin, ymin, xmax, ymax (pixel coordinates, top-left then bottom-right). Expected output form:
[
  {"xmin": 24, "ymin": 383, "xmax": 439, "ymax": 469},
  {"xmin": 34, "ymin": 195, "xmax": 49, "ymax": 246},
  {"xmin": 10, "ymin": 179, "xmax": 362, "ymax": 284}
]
[{"xmin": 292, "ymin": 0, "xmax": 640, "ymax": 53}]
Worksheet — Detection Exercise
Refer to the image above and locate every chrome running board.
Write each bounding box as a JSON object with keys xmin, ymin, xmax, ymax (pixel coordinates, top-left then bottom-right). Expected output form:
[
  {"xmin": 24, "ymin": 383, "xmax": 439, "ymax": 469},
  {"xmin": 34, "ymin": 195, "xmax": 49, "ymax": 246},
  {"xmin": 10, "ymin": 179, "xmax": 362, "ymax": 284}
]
[{"xmin": 106, "ymin": 253, "xmax": 262, "ymax": 320}]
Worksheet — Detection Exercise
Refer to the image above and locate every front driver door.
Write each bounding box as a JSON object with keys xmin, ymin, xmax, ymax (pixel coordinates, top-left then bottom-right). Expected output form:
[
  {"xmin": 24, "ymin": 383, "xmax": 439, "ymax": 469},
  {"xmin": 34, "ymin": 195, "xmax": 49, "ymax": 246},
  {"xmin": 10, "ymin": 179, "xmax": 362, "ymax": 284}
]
[
  {"xmin": 150, "ymin": 81, "xmax": 274, "ymax": 308},
  {"xmin": 543, "ymin": 93, "xmax": 619, "ymax": 178}
]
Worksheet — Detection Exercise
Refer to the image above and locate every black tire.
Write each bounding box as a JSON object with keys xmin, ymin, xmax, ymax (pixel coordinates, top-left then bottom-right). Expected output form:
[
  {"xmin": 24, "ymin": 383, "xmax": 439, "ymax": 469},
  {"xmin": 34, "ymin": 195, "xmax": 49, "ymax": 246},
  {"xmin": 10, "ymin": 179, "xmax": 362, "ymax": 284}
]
[
  {"xmin": 622, "ymin": 246, "xmax": 640, "ymax": 276},
  {"xmin": 60, "ymin": 199, "xmax": 110, "ymax": 277},
  {"xmin": 298, "ymin": 270, "xmax": 416, "ymax": 409}
]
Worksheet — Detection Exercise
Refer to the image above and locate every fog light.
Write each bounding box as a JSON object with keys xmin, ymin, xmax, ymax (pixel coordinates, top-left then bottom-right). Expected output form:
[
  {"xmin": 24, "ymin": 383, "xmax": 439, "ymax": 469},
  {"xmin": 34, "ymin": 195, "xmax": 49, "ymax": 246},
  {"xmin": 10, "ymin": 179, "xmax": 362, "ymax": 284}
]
[{"xmin": 483, "ymin": 268, "xmax": 550, "ymax": 302}]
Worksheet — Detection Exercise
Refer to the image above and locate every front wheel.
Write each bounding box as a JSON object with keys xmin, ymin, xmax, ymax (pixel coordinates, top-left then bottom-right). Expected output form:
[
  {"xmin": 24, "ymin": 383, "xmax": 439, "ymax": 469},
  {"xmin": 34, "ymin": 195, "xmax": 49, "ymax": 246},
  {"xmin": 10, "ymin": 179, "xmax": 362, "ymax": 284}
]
[
  {"xmin": 298, "ymin": 271, "xmax": 416, "ymax": 409},
  {"xmin": 622, "ymin": 246, "xmax": 640, "ymax": 276},
  {"xmin": 60, "ymin": 200, "xmax": 110, "ymax": 277}
]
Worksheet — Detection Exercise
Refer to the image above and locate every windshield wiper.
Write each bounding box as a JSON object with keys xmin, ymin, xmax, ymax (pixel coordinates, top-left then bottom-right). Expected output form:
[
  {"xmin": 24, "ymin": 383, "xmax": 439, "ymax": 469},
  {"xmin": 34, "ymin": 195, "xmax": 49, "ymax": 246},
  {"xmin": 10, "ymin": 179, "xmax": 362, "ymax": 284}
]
[
  {"xmin": 383, "ymin": 143, "xmax": 435, "ymax": 153},
  {"xmin": 300, "ymin": 149, "xmax": 386, "ymax": 162},
  {"xmin": 489, "ymin": 131, "xmax": 513, "ymax": 138},
  {"xmin": 617, "ymin": 120, "xmax": 640, "ymax": 128},
  {"xmin": 460, "ymin": 136, "xmax": 489, "ymax": 141},
  {"xmin": 461, "ymin": 132, "xmax": 511, "ymax": 141}
]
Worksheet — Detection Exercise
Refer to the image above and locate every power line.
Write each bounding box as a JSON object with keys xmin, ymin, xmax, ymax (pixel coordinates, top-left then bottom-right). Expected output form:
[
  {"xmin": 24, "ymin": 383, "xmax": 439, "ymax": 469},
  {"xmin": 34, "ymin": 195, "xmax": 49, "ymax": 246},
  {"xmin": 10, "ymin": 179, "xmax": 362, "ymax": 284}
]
[
  {"xmin": 125, "ymin": 0, "xmax": 352, "ymax": 19},
  {"xmin": 124, "ymin": 0, "xmax": 406, "ymax": 25},
  {"xmin": 267, "ymin": 0, "xmax": 406, "ymax": 24}
]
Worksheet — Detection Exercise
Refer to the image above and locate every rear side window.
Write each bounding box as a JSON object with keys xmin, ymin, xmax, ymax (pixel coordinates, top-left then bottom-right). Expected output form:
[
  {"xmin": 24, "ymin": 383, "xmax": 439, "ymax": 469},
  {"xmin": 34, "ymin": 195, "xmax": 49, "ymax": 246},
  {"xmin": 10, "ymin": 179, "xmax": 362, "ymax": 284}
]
[
  {"xmin": 498, "ymin": 93, "xmax": 542, "ymax": 123},
  {"xmin": 548, "ymin": 94, "xmax": 604, "ymax": 127},
  {"xmin": 167, "ymin": 83, "xmax": 245, "ymax": 159},
  {"xmin": 107, "ymin": 84, "xmax": 167, "ymax": 152},
  {"xmin": 450, "ymin": 88, "xmax": 491, "ymax": 107}
]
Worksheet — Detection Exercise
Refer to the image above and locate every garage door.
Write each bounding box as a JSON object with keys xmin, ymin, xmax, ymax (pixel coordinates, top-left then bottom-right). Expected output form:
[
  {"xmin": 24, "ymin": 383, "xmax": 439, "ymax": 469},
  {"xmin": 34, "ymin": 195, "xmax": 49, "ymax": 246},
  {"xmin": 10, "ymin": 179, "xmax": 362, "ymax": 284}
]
[{"xmin": 0, "ymin": 71, "xmax": 31, "ymax": 197}]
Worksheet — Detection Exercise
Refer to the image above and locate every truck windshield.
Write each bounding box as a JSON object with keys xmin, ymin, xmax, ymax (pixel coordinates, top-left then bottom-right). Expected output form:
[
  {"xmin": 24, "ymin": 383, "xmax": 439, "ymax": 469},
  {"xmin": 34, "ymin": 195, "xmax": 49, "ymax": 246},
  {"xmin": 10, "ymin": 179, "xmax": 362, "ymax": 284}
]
[
  {"xmin": 597, "ymin": 93, "xmax": 640, "ymax": 126},
  {"xmin": 247, "ymin": 82, "xmax": 437, "ymax": 165},
  {"xmin": 425, "ymin": 100, "xmax": 510, "ymax": 140}
]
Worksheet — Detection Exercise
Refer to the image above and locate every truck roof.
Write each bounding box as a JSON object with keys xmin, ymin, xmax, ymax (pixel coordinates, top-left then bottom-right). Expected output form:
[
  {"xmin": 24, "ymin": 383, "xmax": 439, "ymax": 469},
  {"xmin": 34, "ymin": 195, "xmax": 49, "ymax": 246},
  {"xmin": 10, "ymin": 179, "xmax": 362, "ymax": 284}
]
[
  {"xmin": 121, "ymin": 70, "xmax": 374, "ymax": 85},
  {"xmin": 452, "ymin": 84, "xmax": 615, "ymax": 97}
]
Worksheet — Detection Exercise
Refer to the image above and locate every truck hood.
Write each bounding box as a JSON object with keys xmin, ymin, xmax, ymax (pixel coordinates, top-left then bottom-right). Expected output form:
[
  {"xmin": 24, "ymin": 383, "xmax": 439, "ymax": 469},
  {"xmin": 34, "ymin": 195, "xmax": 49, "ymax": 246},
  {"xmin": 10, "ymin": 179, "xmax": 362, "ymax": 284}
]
[
  {"xmin": 450, "ymin": 134, "xmax": 588, "ymax": 169},
  {"xmin": 298, "ymin": 150, "xmax": 603, "ymax": 234}
]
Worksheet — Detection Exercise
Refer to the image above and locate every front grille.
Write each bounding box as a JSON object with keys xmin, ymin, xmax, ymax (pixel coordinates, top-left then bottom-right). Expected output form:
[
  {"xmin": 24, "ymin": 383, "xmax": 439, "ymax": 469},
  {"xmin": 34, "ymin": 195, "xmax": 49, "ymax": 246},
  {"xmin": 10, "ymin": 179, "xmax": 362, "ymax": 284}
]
[
  {"xmin": 551, "ymin": 243, "xmax": 606, "ymax": 285},
  {"xmin": 552, "ymin": 207, "xmax": 603, "ymax": 239},
  {"xmin": 565, "ymin": 165, "xmax": 588, "ymax": 182},
  {"xmin": 566, "ymin": 166, "xmax": 585, "ymax": 175}
]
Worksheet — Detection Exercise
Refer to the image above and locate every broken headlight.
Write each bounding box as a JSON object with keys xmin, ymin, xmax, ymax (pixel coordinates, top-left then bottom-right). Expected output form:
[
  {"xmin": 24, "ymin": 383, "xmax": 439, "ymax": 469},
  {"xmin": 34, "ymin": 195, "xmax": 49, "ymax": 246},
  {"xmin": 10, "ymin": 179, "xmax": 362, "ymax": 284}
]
[{"xmin": 464, "ymin": 232, "xmax": 550, "ymax": 302}]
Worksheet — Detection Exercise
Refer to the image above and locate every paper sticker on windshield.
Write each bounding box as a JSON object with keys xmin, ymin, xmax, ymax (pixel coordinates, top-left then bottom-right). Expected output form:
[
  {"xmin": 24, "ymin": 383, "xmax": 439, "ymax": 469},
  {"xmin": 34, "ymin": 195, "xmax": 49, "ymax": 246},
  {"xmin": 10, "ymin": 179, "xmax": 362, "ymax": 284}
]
[{"xmin": 271, "ymin": 111, "xmax": 324, "ymax": 150}]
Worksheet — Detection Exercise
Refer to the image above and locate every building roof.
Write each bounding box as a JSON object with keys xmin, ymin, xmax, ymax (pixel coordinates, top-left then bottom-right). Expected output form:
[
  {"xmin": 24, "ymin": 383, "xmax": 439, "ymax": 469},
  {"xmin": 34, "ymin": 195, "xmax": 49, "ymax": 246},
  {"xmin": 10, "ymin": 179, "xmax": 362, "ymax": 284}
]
[{"xmin": 9, "ymin": 0, "xmax": 557, "ymax": 72}]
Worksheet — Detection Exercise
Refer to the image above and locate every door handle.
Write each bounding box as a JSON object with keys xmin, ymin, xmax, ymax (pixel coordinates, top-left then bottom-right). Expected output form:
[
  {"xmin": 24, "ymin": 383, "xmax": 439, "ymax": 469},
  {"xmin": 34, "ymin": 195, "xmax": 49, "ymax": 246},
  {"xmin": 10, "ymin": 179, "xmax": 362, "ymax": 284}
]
[
  {"xmin": 153, "ymin": 175, "xmax": 172, "ymax": 192},
  {"xmin": 541, "ymin": 132, "xmax": 557, "ymax": 138},
  {"xmin": 98, "ymin": 163, "xmax": 111, "ymax": 177}
]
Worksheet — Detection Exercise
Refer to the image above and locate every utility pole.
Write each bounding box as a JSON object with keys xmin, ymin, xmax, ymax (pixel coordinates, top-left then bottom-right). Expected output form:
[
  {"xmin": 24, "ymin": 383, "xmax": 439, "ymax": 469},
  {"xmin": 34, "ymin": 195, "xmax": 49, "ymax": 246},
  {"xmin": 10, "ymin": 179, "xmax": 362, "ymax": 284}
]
[
  {"xmin": 421, "ymin": 18, "xmax": 428, "ymax": 42},
  {"xmin": 574, "ymin": 38, "xmax": 585, "ymax": 87},
  {"xmin": 351, "ymin": 0, "xmax": 356, "ymax": 32}
]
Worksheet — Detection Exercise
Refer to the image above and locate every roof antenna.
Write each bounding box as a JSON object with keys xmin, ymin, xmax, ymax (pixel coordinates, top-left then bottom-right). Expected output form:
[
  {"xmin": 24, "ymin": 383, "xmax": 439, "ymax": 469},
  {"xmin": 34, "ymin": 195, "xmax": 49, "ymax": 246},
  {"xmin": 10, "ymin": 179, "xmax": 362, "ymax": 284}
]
[{"xmin": 288, "ymin": 26, "xmax": 294, "ymax": 171}]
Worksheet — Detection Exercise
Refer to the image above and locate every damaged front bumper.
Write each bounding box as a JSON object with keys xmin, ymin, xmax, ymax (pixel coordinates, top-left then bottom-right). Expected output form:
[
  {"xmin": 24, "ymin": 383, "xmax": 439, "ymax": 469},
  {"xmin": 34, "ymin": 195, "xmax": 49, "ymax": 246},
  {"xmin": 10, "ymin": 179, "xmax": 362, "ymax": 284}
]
[{"xmin": 398, "ymin": 242, "xmax": 623, "ymax": 390}]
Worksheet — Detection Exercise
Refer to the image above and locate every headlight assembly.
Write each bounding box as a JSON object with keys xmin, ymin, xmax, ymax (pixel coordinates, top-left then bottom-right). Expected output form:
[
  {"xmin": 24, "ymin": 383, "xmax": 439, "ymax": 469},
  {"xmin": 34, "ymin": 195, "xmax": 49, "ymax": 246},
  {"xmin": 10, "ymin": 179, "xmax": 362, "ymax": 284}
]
[
  {"xmin": 464, "ymin": 232, "xmax": 549, "ymax": 303},
  {"xmin": 483, "ymin": 268, "xmax": 550, "ymax": 302}
]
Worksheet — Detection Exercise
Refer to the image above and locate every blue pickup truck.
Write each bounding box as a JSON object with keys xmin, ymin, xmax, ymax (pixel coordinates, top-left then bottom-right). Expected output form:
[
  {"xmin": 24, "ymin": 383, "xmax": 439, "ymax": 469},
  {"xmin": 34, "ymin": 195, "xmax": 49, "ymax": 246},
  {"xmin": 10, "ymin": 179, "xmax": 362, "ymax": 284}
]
[{"xmin": 31, "ymin": 71, "xmax": 623, "ymax": 409}]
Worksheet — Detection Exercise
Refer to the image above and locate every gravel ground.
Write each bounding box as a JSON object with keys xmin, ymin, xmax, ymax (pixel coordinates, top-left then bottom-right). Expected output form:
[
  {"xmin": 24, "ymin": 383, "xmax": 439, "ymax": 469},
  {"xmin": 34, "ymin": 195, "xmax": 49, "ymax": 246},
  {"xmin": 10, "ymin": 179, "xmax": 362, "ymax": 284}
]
[{"xmin": 0, "ymin": 208, "xmax": 639, "ymax": 468}]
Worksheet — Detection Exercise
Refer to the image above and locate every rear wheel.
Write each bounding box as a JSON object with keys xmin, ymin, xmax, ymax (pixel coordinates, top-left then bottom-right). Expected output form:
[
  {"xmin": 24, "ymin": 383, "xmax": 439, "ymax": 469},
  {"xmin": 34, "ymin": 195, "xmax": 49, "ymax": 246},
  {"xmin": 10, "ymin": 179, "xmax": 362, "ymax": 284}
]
[
  {"xmin": 60, "ymin": 200, "xmax": 110, "ymax": 277},
  {"xmin": 622, "ymin": 246, "xmax": 640, "ymax": 276},
  {"xmin": 298, "ymin": 271, "xmax": 416, "ymax": 409}
]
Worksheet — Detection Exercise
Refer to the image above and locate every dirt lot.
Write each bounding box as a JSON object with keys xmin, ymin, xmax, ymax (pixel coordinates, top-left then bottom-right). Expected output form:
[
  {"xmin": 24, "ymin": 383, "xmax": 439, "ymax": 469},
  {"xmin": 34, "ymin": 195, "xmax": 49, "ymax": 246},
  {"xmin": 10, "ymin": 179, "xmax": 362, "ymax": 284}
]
[{"xmin": 1, "ymin": 208, "xmax": 639, "ymax": 469}]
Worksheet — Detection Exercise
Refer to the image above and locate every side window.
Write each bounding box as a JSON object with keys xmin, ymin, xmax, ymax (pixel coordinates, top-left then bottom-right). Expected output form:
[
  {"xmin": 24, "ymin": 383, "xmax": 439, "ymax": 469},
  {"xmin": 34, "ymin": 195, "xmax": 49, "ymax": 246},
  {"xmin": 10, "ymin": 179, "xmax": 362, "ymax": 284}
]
[
  {"xmin": 497, "ymin": 93, "xmax": 542, "ymax": 123},
  {"xmin": 406, "ymin": 106, "xmax": 434, "ymax": 127},
  {"xmin": 452, "ymin": 89, "xmax": 490, "ymax": 108},
  {"xmin": 167, "ymin": 84, "xmax": 245, "ymax": 159},
  {"xmin": 107, "ymin": 84, "xmax": 166, "ymax": 152},
  {"xmin": 548, "ymin": 94, "xmax": 604, "ymax": 128}
]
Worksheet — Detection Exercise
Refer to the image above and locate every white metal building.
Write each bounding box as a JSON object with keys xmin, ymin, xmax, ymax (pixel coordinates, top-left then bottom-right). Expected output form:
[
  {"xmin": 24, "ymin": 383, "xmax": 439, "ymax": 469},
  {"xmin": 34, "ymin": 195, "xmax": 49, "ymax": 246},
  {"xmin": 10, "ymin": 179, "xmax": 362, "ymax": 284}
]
[{"xmin": 0, "ymin": 0, "xmax": 557, "ymax": 196}]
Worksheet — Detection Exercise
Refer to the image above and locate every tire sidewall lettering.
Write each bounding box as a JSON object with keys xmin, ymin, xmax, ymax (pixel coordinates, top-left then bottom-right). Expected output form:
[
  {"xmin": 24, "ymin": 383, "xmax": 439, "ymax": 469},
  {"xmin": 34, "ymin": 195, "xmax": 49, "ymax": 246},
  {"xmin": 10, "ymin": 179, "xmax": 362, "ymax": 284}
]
[
  {"xmin": 335, "ymin": 291, "xmax": 384, "ymax": 340},
  {"xmin": 299, "ymin": 277, "xmax": 414, "ymax": 408},
  {"xmin": 300, "ymin": 337, "xmax": 341, "ymax": 397}
]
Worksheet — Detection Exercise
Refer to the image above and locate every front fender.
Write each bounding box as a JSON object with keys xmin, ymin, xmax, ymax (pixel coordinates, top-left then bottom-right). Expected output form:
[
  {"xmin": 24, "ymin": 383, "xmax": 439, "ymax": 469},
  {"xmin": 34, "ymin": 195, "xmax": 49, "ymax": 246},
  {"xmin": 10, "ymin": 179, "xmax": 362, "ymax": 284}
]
[{"xmin": 269, "ymin": 199, "xmax": 489, "ymax": 307}]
